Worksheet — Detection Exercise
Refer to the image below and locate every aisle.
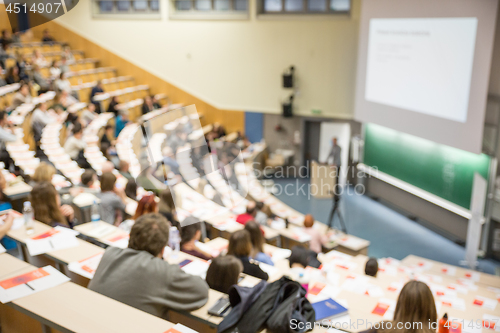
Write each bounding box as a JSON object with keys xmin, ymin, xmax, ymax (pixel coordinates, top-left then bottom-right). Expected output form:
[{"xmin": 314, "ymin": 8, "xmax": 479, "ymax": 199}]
[{"xmin": 271, "ymin": 177, "xmax": 500, "ymax": 275}]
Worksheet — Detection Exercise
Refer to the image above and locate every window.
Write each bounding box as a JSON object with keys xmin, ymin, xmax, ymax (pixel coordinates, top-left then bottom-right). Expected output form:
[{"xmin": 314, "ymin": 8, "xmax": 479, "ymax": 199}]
[
  {"xmin": 92, "ymin": 0, "xmax": 161, "ymax": 18},
  {"xmin": 170, "ymin": 0, "xmax": 249, "ymax": 19},
  {"xmin": 259, "ymin": 0, "xmax": 350, "ymax": 14}
]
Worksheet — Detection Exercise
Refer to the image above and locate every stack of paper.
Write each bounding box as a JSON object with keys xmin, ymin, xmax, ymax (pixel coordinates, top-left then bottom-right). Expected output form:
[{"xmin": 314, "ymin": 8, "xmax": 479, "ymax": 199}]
[
  {"xmin": 25, "ymin": 227, "xmax": 80, "ymax": 256},
  {"xmin": 68, "ymin": 253, "xmax": 104, "ymax": 279}
]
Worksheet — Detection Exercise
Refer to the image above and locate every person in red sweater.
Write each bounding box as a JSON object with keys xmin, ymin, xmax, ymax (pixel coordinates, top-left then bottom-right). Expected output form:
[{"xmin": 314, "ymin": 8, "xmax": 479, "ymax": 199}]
[{"xmin": 236, "ymin": 201, "xmax": 257, "ymax": 225}]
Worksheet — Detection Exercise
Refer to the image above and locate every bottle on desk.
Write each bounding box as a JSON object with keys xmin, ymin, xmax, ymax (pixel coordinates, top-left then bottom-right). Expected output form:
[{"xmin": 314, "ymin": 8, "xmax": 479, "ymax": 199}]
[
  {"xmin": 23, "ymin": 201, "xmax": 34, "ymax": 235},
  {"xmin": 91, "ymin": 200, "xmax": 100, "ymax": 226},
  {"xmin": 169, "ymin": 226, "xmax": 180, "ymax": 259}
]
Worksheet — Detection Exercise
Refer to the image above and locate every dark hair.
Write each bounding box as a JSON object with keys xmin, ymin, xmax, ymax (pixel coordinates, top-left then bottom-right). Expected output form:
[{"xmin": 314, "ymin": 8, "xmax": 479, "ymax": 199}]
[
  {"xmin": 119, "ymin": 160, "xmax": 129, "ymax": 171},
  {"xmin": 244, "ymin": 221, "xmax": 264, "ymax": 253},
  {"xmin": 81, "ymin": 169, "xmax": 96, "ymax": 186},
  {"xmin": 288, "ymin": 246, "xmax": 309, "ymax": 268},
  {"xmin": 128, "ymin": 213, "xmax": 170, "ymax": 257},
  {"xmin": 180, "ymin": 219, "xmax": 201, "ymax": 247},
  {"xmin": 255, "ymin": 201, "xmax": 264, "ymax": 210},
  {"xmin": 227, "ymin": 230, "xmax": 252, "ymax": 257},
  {"xmin": 72, "ymin": 121, "xmax": 82, "ymax": 135},
  {"xmin": 246, "ymin": 203, "xmax": 256, "ymax": 216},
  {"xmin": 206, "ymin": 255, "xmax": 243, "ymax": 294},
  {"xmin": 365, "ymin": 257, "xmax": 379, "ymax": 277},
  {"xmin": 0, "ymin": 110, "xmax": 7, "ymax": 121},
  {"xmin": 125, "ymin": 179, "xmax": 137, "ymax": 200},
  {"xmin": 100, "ymin": 172, "xmax": 116, "ymax": 192},
  {"xmin": 132, "ymin": 194, "xmax": 157, "ymax": 220},
  {"xmin": 105, "ymin": 124, "xmax": 113, "ymax": 131}
]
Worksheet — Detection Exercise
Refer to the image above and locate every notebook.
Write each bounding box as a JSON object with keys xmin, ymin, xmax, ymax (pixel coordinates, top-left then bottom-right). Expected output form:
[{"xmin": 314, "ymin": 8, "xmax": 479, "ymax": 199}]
[{"xmin": 312, "ymin": 298, "xmax": 348, "ymax": 322}]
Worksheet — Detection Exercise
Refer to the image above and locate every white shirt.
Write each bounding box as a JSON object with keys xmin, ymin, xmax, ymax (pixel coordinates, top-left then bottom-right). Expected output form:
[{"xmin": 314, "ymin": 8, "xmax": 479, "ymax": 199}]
[{"xmin": 64, "ymin": 135, "xmax": 86, "ymax": 159}]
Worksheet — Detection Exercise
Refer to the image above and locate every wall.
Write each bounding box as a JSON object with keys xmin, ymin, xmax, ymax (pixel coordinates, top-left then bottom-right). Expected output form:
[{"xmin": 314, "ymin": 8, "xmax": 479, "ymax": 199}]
[{"xmin": 50, "ymin": 1, "xmax": 361, "ymax": 119}]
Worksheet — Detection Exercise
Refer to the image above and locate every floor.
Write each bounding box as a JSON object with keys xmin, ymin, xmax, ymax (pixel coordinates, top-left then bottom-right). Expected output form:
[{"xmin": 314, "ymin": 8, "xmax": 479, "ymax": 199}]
[{"xmin": 270, "ymin": 177, "xmax": 500, "ymax": 275}]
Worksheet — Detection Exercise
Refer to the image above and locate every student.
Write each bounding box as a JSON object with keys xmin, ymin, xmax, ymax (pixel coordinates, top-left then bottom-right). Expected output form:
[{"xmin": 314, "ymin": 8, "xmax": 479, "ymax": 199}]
[
  {"xmin": 362, "ymin": 281, "xmax": 436, "ymax": 333},
  {"xmin": 64, "ymin": 122, "xmax": 87, "ymax": 167},
  {"xmin": 80, "ymin": 169, "xmax": 98, "ymax": 191},
  {"xmin": 227, "ymin": 230, "xmax": 269, "ymax": 281},
  {"xmin": 365, "ymin": 257, "xmax": 379, "ymax": 277},
  {"xmin": 31, "ymin": 182, "xmax": 75, "ymax": 228},
  {"xmin": 98, "ymin": 172, "xmax": 126, "ymax": 225},
  {"xmin": 90, "ymin": 81, "xmax": 104, "ymax": 112},
  {"xmin": 206, "ymin": 255, "xmax": 243, "ymax": 294},
  {"xmin": 288, "ymin": 245, "xmax": 321, "ymax": 269},
  {"xmin": 32, "ymin": 65, "xmax": 50, "ymax": 94},
  {"xmin": 31, "ymin": 102, "xmax": 55, "ymax": 145},
  {"xmin": 302, "ymin": 214, "xmax": 327, "ymax": 253},
  {"xmin": 30, "ymin": 162, "xmax": 56, "ymax": 186},
  {"xmin": 107, "ymin": 96, "xmax": 120, "ymax": 116},
  {"xmin": 119, "ymin": 160, "xmax": 133, "ymax": 180},
  {"xmin": 49, "ymin": 60, "xmax": 61, "ymax": 79},
  {"xmin": 81, "ymin": 103, "xmax": 98, "ymax": 126},
  {"xmin": 41, "ymin": 29, "xmax": 55, "ymax": 43},
  {"xmin": 180, "ymin": 218, "xmax": 212, "ymax": 261},
  {"xmin": 54, "ymin": 72, "xmax": 72, "ymax": 94},
  {"xmin": 11, "ymin": 83, "xmax": 32, "ymax": 109},
  {"xmin": 254, "ymin": 201, "xmax": 269, "ymax": 226},
  {"xmin": 236, "ymin": 201, "xmax": 257, "ymax": 225},
  {"xmin": 141, "ymin": 95, "xmax": 154, "ymax": 115},
  {"xmin": 132, "ymin": 194, "xmax": 158, "ymax": 220},
  {"xmin": 88, "ymin": 213, "xmax": 209, "ymax": 318},
  {"xmin": 244, "ymin": 221, "xmax": 273, "ymax": 266},
  {"xmin": 125, "ymin": 179, "xmax": 138, "ymax": 201},
  {"xmin": 159, "ymin": 188, "xmax": 179, "ymax": 228},
  {"xmin": 100, "ymin": 124, "xmax": 114, "ymax": 158},
  {"xmin": 115, "ymin": 110, "xmax": 129, "ymax": 137}
]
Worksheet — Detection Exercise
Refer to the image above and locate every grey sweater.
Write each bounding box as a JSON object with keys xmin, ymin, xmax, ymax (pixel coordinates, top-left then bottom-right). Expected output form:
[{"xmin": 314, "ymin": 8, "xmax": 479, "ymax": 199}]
[{"xmin": 88, "ymin": 247, "xmax": 209, "ymax": 318}]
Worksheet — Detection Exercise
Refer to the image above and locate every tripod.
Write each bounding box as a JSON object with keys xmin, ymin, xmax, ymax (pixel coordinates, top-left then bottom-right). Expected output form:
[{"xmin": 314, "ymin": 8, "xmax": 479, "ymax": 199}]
[{"xmin": 326, "ymin": 187, "xmax": 347, "ymax": 234}]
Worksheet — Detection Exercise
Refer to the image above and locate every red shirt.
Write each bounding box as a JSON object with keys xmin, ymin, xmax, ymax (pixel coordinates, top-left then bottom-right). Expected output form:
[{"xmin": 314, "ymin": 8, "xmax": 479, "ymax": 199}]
[{"xmin": 236, "ymin": 213, "xmax": 254, "ymax": 225}]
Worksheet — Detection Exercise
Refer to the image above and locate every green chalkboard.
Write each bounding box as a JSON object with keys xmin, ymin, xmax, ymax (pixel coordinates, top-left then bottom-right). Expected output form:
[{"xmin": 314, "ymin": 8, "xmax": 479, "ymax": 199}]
[{"xmin": 363, "ymin": 124, "xmax": 490, "ymax": 209}]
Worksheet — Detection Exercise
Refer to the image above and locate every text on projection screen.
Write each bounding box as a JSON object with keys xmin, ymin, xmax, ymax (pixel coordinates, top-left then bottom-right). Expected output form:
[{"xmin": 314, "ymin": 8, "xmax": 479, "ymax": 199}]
[{"xmin": 365, "ymin": 17, "xmax": 478, "ymax": 123}]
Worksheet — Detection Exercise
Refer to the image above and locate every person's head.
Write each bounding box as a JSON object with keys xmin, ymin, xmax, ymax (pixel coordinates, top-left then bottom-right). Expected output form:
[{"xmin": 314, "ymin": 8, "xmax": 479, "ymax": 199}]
[
  {"xmin": 365, "ymin": 258, "xmax": 379, "ymax": 277},
  {"xmin": 19, "ymin": 83, "xmax": 29, "ymax": 96},
  {"xmin": 104, "ymin": 124, "xmax": 113, "ymax": 135},
  {"xmin": 244, "ymin": 221, "xmax": 264, "ymax": 253},
  {"xmin": 288, "ymin": 246, "xmax": 309, "ymax": 268},
  {"xmin": 87, "ymin": 102, "xmax": 96, "ymax": 113},
  {"xmin": 159, "ymin": 188, "xmax": 176, "ymax": 212},
  {"xmin": 100, "ymin": 172, "xmax": 116, "ymax": 192},
  {"xmin": 1, "ymin": 30, "xmax": 7, "ymax": 39},
  {"xmin": 303, "ymin": 214, "xmax": 314, "ymax": 228},
  {"xmin": 96, "ymin": 80, "xmax": 102, "ymax": 89},
  {"xmin": 227, "ymin": 229, "xmax": 252, "ymax": 258},
  {"xmin": 30, "ymin": 182, "xmax": 67, "ymax": 226},
  {"xmin": 34, "ymin": 49, "xmax": 41, "ymax": 57},
  {"xmin": 246, "ymin": 201, "xmax": 257, "ymax": 217},
  {"xmin": 144, "ymin": 95, "xmax": 151, "ymax": 105},
  {"xmin": 81, "ymin": 169, "xmax": 96, "ymax": 187},
  {"xmin": 101, "ymin": 161, "xmax": 115, "ymax": 174},
  {"xmin": 180, "ymin": 217, "xmax": 202, "ymax": 247},
  {"xmin": 32, "ymin": 162, "xmax": 56, "ymax": 183},
  {"xmin": 255, "ymin": 201, "xmax": 264, "ymax": 211},
  {"xmin": 206, "ymin": 255, "xmax": 243, "ymax": 294},
  {"xmin": 36, "ymin": 102, "xmax": 47, "ymax": 112},
  {"xmin": 162, "ymin": 146, "xmax": 173, "ymax": 158},
  {"xmin": 125, "ymin": 179, "xmax": 137, "ymax": 199},
  {"xmin": 119, "ymin": 160, "xmax": 129, "ymax": 173},
  {"xmin": 51, "ymin": 60, "xmax": 58, "ymax": 68},
  {"xmin": 43, "ymin": 29, "xmax": 50, "ymax": 37},
  {"xmin": 392, "ymin": 281, "xmax": 437, "ymax": 333},
  {"xmin": 128, "ymin": 213, "xmax": 170, "ymax": 257},
  {"xmin": 72, "ymin": 121, "xmax": 83, "ymax": 138},
  {"xmin": 133, "ymin": 194, "xmax": 158, "ymax": 220},
  {"xmin": 332, "ymin": 137, "xmax": 337, "ymax": 146},
  {"xmin": 119, "ymin": 109, "xmax": 129, "ymax": 121},
  {"xmin": 59, "ymin": 72, "xmax": 66, "ymax": 80},
  {"xmin": 7, "ymin": 66, "xmax": 18, "ymax": 78}
]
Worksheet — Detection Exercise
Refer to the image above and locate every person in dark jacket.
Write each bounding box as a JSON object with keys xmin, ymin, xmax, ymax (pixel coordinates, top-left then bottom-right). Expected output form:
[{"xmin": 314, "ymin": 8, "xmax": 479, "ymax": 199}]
[
  {"xmin": 227, "ymin": 230, "xmax": 269, "ymax": 281},
  {"xmin": 141, "ymin": 95, "xmax": 154, "ymax": 115}
]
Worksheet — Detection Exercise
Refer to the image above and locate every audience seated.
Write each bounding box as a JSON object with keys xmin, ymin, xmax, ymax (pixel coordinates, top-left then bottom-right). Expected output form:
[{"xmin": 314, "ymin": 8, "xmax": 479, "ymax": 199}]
[
  {"xmin": 31, "ymin": 182, "xmax": 75, "ymax": 228},
  {"xmin": 29, "ymin": 162, "xmax": 56, "ymax": 186},
  {"xmin": 80, "ymin": 169, "xmax": 98, "ymax": 192},
  {"xmin": 236, "ymin": 201, "xmax": 257, "ymax": 225},
  {"xmin": 254, "ymin": 201, "xmax": 269, "ymax": 226},
  {"xmin": 180, "ymin": 217, "xmax": 213, "ymax": 261},
  {"xmin": 227, "ymin": 229, "xmax": 269, "ymax": 280},
  {"xmin": 142, "ymin": 95, "xmax": 154, "ymax": 115},
  {"xmin": 302, "ymin": 214, "xmax": 327, "ymax": 253},
  {"xmin": 0, "ymin": 64, "xmax": 6, "ymax": 87},
  {"xmin": 90, "ymin": 81, "xmax": 104, "ymax": 112},
  {"xmin": 244, "ymin": 221, "xmax": 273, "ymax": 266},
  {"xmin": 31, "ymin": 49, "xmax": 47, "ymax": 67},
  {"xmin": 119, "ymin": 160, "xmax": 133, "ymax": 180},
  {"xmin": 32, "ymin": 65, "xmax": 50, "ymax": 94},
  {"xmin": 41, "ymin": 29, "xmax": 55, "ymax": 43},
  {"xmin": 98, "ymin": 172, "xmax": 126, "ymax": 225},
  {"xmin": 49, "ymin": 60, "xmax": 61, "ymax": 79},
  {"xmin": 31, "ymin": 102, "xmax": 55, "ymax": 146},
  {"xmin": 101, "ymin": 161, "xmax": 115, "ymax": 174},
  {"xmin": 161, "ymin": 146, "xmax": 180, "ymax": 176},
  {"xmin": 365, "ymin": 257, "xmax": 379, "ymax": 277},
  {"xmin": 63, "ymin": 45, "xmax": 75, "ymax": 63},
  {"xmin": 64, "ymin": 122, "xmax": 89, "ymax": 168},
  {"xmin": 100, "ymin": 124, "xmax": 115, "ymax": 158},
  {"xmin": 159, "ymin": 188, "xmax": 179, "ymax": 228},
  {"xmin": 107, "ymin": 96, "xmax": 120, "ymax": 117},
  {"xmin": 5, "ymin": 66, "xmax": 20, "ymax": 85},
  {"xmin": 115, "ymin": 110, "xmax": 129, "ymax": 137},
  {"xmin": 11, "ymin": 83, "xmax": 32, "ymax": 109},
  {"xmin": 88, "ymin": 213, "xmax": 209, "ymax": 318},
  {"xmin": 54, "ymin": 72, "xmax": 72, "ymax": 94},
  {"xmin": 206, "ymin": 255, "xmax": 243, "ymax": 294},
  {"xmin": 81, "ymin": 103, "xmax": 98, "ymax": 126},
  {"xmin": 125, "ymin": 179, "xmax": 138, "ymax": 201},
  {"xmin": 133, "ymin": 194, "xmax": 158, "ymax": 220},
  {"xmin": 362, "ymin": 281, "xmax": 436, "ymax": 333}
]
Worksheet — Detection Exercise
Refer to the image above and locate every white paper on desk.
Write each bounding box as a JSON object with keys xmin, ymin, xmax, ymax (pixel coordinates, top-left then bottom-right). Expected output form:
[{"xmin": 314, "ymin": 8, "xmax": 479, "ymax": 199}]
[
  {"xmin": 440, "ymin": 265, "xmax": 457, "ymax": 276},
  {"xmin": 271, "ymin": 248, "xmax": 291, "ymax": 262},
  {"xmin": 54, "ymin": 226, "xmax": 80, "ymax": 237},
  {"xmin": 446, "ymin": 283, "xmax": 468, "ymax": 295},
  {"xmin": 463, "ymin": 271, "xmax": 480, "ymax": 282},
  {"xmin": 86, "ymin": 224, "xmax": 115, "ymax": 239},
  {"xmin": 324, "ymin": 250, "xmax": 353, "ymax": 261},
  {"xmin": 0, "ymin": 244, "xmax": 5, "ymax": 253},
  {"xmin": 440, "ymin": 296, "xmax": 466, "ymax": 311},
  {"xmin": 181, "ymin": 260, "xmax": 209, "ymax": 279},
  {"xmin": 0, "ymin": 265, "xmax": 70, "ymax": 303},
  {"xmin": 25, "ymin": 233, "xmax": 79, "ymax": 256},
  {"xmin": 270, "ymin": 219, "xmax": 286, "ymax": 230},
  {"xmin": 259, "ymin": 262, "xmax": 279, "ymax": 277},
  {"xmin": 473, "ymin": 295, "xmax": 498, "ymax": 310},
  {"xmin": 291, "ymin": 228, "xmax": 312, "ymax": 243},
  {"xmin": 105, "ymin": 235, "xmax": 129, "ymax": 249},
  {"xmin": 68, "ymin": 253, "xmax": 103, "ymax": 279},
  {"xmin": 377, "ymin": 264, "xmax": 398, "ymax": 276}
]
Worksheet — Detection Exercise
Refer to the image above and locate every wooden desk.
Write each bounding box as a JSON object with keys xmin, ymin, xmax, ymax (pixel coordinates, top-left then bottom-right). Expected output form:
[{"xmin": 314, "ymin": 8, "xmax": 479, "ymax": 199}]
[
  {"xmin": 3, "ymin": 182, "xmax": 32, "ymax": 200},
  {"xmin": 74, "ymin": 221, "xmax": 129, "ymax": 247},
  {"xmin": 0, "ymin": 254, "xmax": 175, "ymax": 333},
  {"xmin": 401, "ymin": 254, "xmax": 500, "ymax": 289}
]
